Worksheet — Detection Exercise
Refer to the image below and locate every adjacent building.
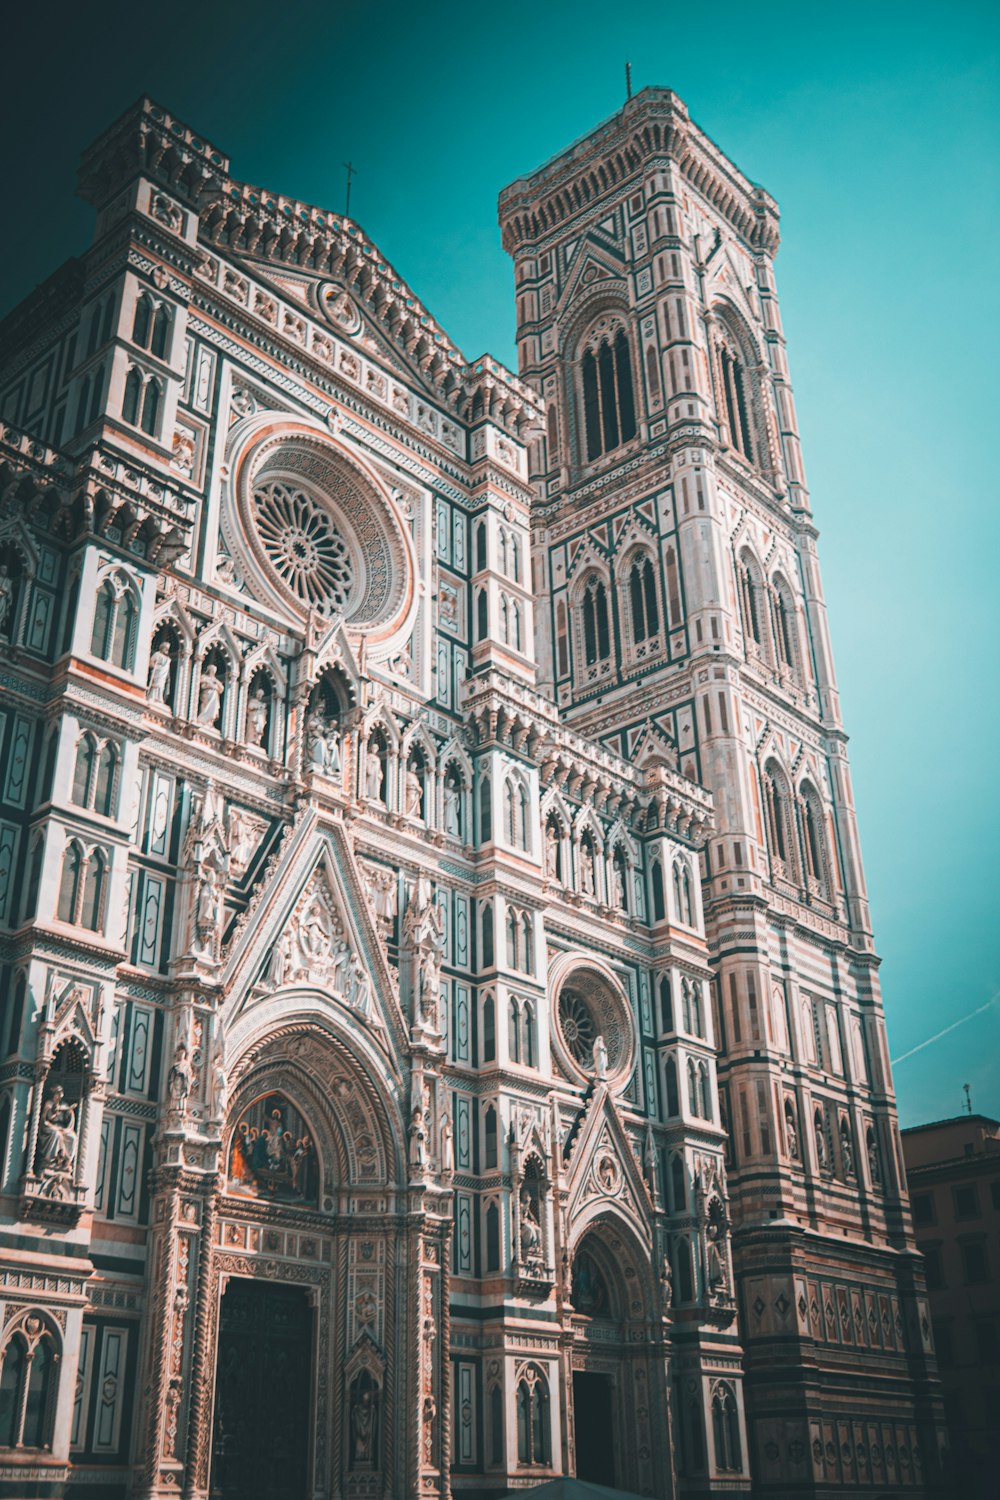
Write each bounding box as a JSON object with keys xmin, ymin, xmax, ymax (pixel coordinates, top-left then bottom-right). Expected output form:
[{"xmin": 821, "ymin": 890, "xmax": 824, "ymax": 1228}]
[
  {"xmin": 902, "ymin": 1114, "xmax": 1000, "ymax": 1499},
  {"xmin": 0, "ymin": 88, "xmax": 943, "ymax": 1498}
]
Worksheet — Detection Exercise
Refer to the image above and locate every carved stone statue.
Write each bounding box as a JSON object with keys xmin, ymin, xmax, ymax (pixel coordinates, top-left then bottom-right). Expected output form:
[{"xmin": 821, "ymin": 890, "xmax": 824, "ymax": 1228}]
[
  {"xmin": 194, "ymin": 869, "xmax": 223, "ymax": 955},
  {"xmin": 439, "ymin": 1111, "xmax": 454, "ymax": 1175},
  {"xmin": 443, "ymin": 779, "xmax": 460, "ymax": 837},
  {"xmin": 404, "ymin": 766, "xmax": 423, "ymax": 819},
  {"xmin": 167, "ymin": 1043, "xmax": 192, "ymax": 1113},
  {"xmin": 581, "ymin": 848, "xmax": 595, "ymax": 897},
  {"xmin": 545, "ymin": 822, "xmax": 559, "ymax": 879},
  {"xmin": 245, "ymin": 687, "xmax": 269, "ymax": 748},
  {"xmin": 0, "ymin": 564, "xmax": 13, "ymax": 634},
  {"xmin": 660, "ymin": 1252, "xmax": 673, "ymax": 1308},
  {"xmin": 706, "ymin": 1220, "xmax": 728, "ymax": 1295},
  {"xmin": 196, "ymin": 661, "xmax": 225, "ymax": 726},
  {"xmin": 147, "ymin": 641, "xmax": 173, "ymax": 705},
  {"xmin": 408, "ymin": 1106, "xmax": 427, "ymax": 1174},
  {"xmin": 592, "ymin": 1033, "xmax": 609, "ymax": 1080},
  {"xmin": 519, "ymin": 1187, "xmax": 542, "ymax": 1258},
  {"xmin": 40, "ymin": 1086, "xmax": 78, "ymax": 1181},
  {"xmin": 785, "ymin": 1106, "xmax": 799, "ymax": 1159},
  {"xmin": 325, "ymin": 720, "xmax": 341, "ymax": 776},
  {"xmin": 350, "ymin": 1385, "xmax": 376, "ymax": 1466},
  {"xmin": 365, "ymin": 744, "xmax": 384, "ymax": 802},
  {"xmin": 306, "ymin": 711, "xmax": 327, "ymax": 772},
  {"xmin": 211, "ymin": 1052, "xmax": 228, "ymax": 1122}
]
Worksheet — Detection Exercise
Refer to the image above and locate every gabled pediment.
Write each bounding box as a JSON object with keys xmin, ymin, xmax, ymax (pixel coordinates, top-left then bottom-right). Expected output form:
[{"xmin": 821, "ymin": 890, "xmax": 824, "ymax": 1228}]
[
  {"xmin": 565, "ymin": 1083, "xmax": 654, "ymax": 1236},
  {"xmin": 558, "ymin": 234, "xmax": 627, "ymax": 316},
  {"xmin": 222, "ymin": 813, "xmax": 407, "ymax": 1057}
]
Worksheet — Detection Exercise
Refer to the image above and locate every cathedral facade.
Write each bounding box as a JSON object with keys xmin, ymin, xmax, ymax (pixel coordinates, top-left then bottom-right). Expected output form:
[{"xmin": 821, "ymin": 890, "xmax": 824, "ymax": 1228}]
[{"xmin": 0, "ymin": 89, "xmax": 942, "ymax": 1499}]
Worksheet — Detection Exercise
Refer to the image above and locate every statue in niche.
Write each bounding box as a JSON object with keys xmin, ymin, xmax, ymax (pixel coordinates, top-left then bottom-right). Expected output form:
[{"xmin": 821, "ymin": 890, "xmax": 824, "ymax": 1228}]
[
  {"xmin": 325, "ymin": 720, "xmax": 341, "ymax": 776},
  {"xmin": 245, "ymin": 686, "xmax": 269, "ymax": 748},
  {"xmin": 815, "ymin": 1115, "xmax": 828, "ymax": 1170},
  {"xmin": 785, "ymin": 1104, "xmax": 799, "ymax": 1160},
  {"xmin": 867, "ymin": 1132, "xmax": 881, "ymax": 1184},
  {"xmin": 580, "ymin": 846, "xmax": 595, "ymax": 897},
  {"xmin": 841, "ymin": 1125, "xmax": 855, "ymax": 1177},
  {"xmin": 443, "ymin": 778, "xmax": 460, "ymax": 837},
  {"xmin": 346, "ymin": 951, "xmax": 373, "ymax": 1017},
  {"xmin": 167, "ymin": 1042, "xmax": 192, "ymax": 1116},
  {"xmin": 545, "ymin": 822, "xmax": 559, "ymax": 880},
  {"xmin": 439, "ymin": 1111, "xmax": 454, "ymax": 1175},
  {"xmin": 660, "ymin": 1252, "xmax": 673, "ymax": 1309},
  {"xmin": 39, "ymin": 1086, "xmax": 79, "ymax": 1184},
  {"xmin": 147, "ymin": 640, "xmax": 173, "ymax": 705},
  {"xmin": 706, "ymin": 1215, "xmax": 729, "ymax": 1295},
  {"xmin": 519, "ymin": 1185, "xmax": 542, "ymax": 1258},
  {"xmin": 305, "ymin": 711, "xmax": 327, "ymax": 772},
  {"xmin": 408, "ymin": 1105, "xmax": 427, "ymax": 1174},
  {"xmin": 610, "ymin": 861, "xmax": 624, "ymax": 909},
  {"xmin": 196, "ymin": 661, "xmax": 225, "ymax": 726},
  {"xmin": 0, "ymin": 564, "xmax": 14, "ymax": 634},
  {"xmin": 194, "ymin": 869, "xmax": 224, "ymax": 956},
  {"xmin": 365, "ymin": 743, "xmax": 384, "ymax": 802},
  {"xmin": 404, "ymin": 765, "xmax": 423, "ymax": 819},
  {"xmin": 349, "ymin": 1374, "xmax": 379, "ymax": 1468}
]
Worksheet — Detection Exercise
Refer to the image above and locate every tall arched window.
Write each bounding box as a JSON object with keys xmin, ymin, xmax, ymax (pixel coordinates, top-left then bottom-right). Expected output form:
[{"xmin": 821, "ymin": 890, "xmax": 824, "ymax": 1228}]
[
  {"xmin": 503, "ymin": 776, "xmax": 530, "ymax": 851},
  {"xmin": 140, "ymin": 377, "xmax": 161, "ymax": 436},
  {"xmin": 799, "ymin": 784, "xmax": 827, "ymax": 892},
  {"xmin": 122, "ymin": 367, "xmax": 142, "ymax": 426},
  {"xmin": 58, "ymin": 843, "xmax": 84, "ymax": 924},
  {"xmin": 652, "ymin": 860, "xmax": 665, "ymax": 921},
  {"xmin": 580, "ymin": 322, "xmax": 637, "ymax": 461},
  {"xmin": 72, "ymin": 734, "xmax": 97, "ymax": 806},
  {"xmin": 0, "ymin": 1325, "xmax": 57, "ymax": 1450},
  {"xmin": 81, "ymin": 848, "xmax": 107, "ymax": 931},
  {"xmin": 770, "ymin": 576, "xmax": 797, "ymax": 671},
  {"xmin": 150, "ymin": 303, "xmax": 171, "ymax": 360},
  {"xmin": 671, "ymin": 1153, "xmax": 686, "ymax": 1211},
  {"xmin": 581, "ymin": 575, "xmax": 611, "ymax": 667},
  {"xmin": 712, "ymin": 1384, "xmax": 742, "ymax": 1472},
  {"xmin": 628, "ymin": 554, "xmax": 660, "ymax": 644},
  {"xmin": 484, "ymin": 1105, "xmax": 498, "ymax": 1168},
  {"xmin": 482, "ymin": 992, "xmax": 496, "ymax": 1061},
  {"xmin": 132, "ymin": 295, "xmax": 152, "ymax": 349},
  {"xmin": 673, "ymin": 861, "xmax": 693, "ymax": 925},
  {"xmin": 737, "ymin": 553, "xmax": 765, "ymax": 651},
  {"xmin": 763, "ymin": 762, "xmax": 794, "ymax": 873},
  {"xmin": 659, "ymin": 974, "xmax": 673, "ymax": 1032},
  {"xmin": 687, "ymin": 1058, "xmax": 700, "ymax": 1117},
  {"xmin": 485, "ymin": 1200, "xmax": 500, "ymax": 1272},
  {"xmin": 91, "ymin": 574, "xmax": 139, "ymax": 671},
  {"xmin": 509, "ymin": 998, "xmax": 521, "ymax": 1064},
  {"xmin": 717, "ymin": 327, "xmax": 755, "ymax": 461},
  {"xmin": 516, "ymin": 1366, "xmax": 550, "ymax": 1466},
  {"xmin": 665, "ymin": 1054, "xmax": 679, "ymax": 1116}
]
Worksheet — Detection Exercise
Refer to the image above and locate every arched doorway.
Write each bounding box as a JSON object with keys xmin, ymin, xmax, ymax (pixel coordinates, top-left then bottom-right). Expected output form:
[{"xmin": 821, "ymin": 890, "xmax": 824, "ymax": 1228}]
[
  {"xmin": 567, "ymin": 1219, "xmax": 665, "ymax": 1497},
  {"xmin": 199, "ymin": 1021, "xmax": 405, "ymax": 1500}
]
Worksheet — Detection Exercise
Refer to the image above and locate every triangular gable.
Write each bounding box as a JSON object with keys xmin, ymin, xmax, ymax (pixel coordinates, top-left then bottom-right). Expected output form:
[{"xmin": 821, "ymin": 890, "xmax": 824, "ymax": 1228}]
[
  {"xmin": 222, "ymin": 813, "xmax": 408, "ymax": 1059},
  {"xmin": 557, "ymin": 235, "xmax": 627, "ymax": 316},
  {"xmin": 565, "ymin": 1083, "xmax": 654, "ymax": 1237}
]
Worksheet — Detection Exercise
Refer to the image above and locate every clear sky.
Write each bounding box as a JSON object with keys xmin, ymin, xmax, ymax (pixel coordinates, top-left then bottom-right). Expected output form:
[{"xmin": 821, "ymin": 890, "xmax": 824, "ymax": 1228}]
[{"xmin": 3, "ymin": 0, "xmax": 998, "ymax": 1126}]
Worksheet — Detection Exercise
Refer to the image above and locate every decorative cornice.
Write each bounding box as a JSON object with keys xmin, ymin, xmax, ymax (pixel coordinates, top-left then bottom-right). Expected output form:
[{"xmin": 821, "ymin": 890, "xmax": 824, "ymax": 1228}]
[{"xmin": 498, "ymin": 87, "xmax": 780, "ymax": 257}]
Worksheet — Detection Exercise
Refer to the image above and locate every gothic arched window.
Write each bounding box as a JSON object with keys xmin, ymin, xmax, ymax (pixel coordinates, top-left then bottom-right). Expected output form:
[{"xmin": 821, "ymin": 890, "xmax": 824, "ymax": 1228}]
[
  {"xmin": 122, "ymin": 367, "xmax": 142, "ymax": 426},
  {"xmin": 763, "ymin": 761, "xmax": 794, "ymax": 873},
  {"xmin": 799, "ymin": 783, "xmax": 827, "ymax": 892},
  {"xmin": 581, "ymin": 575, "xmax": 611, "ymax": 667},
  {"xmin": 628, "ymin": 553, "xmax": 660, "ymax": 645},
  {"xmin": 132, "ymin": 294, "xmax": 152, "ymax": 349},
  {"xmin": 665, "ymin": 1054, "xmax": 679, "ymax": 1116},
  {"xmin": 770, "ymin": 574, "xmax": 797, "ymax": 672},
  {"xmin": 581, "ymin": 324, "xmax": 637, "ymax": 461},
  {"xmin": 737, "ymin": 552, "xmax": 765, "ymax": 652},
  {"xmin": 0, "ymin": 1325, "xmax": 57, "ymax": 1450},
  {"xmin": 91, "ymin": 573, "xmax": 139, "ymax": 671}
]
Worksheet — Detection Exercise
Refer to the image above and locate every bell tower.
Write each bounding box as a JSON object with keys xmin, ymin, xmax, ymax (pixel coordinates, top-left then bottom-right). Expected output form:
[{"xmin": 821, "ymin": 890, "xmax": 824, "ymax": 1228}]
[{"xmin": 500, "ymin": 88, "xmax": 947, "ymax": 1494}]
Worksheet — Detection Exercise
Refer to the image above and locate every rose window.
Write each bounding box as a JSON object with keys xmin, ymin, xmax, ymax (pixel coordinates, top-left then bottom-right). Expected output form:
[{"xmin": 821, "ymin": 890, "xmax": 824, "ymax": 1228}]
[
  {"xmin": 559, "ymin": 990, "xmax": 599, "ymax": 1066},
  {"xmin": 552, "ymin": 963, "xmax": 636, "ymax": 1085},
  {"xmin": 252, "ymin": 480, "xmax": 354, "ymax": 616}
]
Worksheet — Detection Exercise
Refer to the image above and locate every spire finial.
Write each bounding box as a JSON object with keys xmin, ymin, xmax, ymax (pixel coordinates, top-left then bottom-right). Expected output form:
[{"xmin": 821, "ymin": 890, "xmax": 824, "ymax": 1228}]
[{"xmin": 625, "ymin": 62, "xmax": 633, "ymax": 101}]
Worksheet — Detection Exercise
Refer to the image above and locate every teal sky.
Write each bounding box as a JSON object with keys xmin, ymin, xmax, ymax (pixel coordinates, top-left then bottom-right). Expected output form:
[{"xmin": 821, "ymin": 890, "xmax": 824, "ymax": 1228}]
[{"xmin": 4, "ymin": 1, "xmax": 998, "ymax": 1125}]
